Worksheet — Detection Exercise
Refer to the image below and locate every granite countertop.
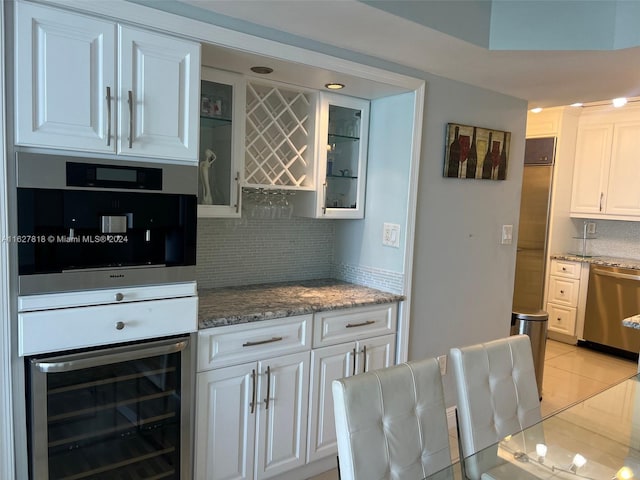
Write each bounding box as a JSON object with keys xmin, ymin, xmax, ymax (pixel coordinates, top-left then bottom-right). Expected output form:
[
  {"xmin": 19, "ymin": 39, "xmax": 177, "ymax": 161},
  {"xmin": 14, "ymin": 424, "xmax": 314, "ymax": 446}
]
[
  {"xmin": 623, "ymin": 315, "xmax": 640, "ymax": 330},
  {"xmin": 552, "ymin": 254, "xmax": 640, "ymax": 270},
  {"xmin": 198, "ymin": 279, "xmax": 405, "ymax": 329}
]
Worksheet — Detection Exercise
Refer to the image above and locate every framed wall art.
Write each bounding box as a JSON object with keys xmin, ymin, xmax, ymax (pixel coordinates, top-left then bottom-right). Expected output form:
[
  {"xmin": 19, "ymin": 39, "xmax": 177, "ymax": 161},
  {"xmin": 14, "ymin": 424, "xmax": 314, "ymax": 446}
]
[{"xmin": 443, "ymin": 123, "xmax": 511, "ymax": 180}]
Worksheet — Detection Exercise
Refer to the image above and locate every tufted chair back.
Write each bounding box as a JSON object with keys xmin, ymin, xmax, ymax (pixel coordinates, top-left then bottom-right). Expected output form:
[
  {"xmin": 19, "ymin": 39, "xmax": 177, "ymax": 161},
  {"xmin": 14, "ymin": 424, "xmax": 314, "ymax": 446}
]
[
  {"xmin": 332, "ymin": 357, "xmax": 451, "ymax": 480},
  {"xmin": 450, "ymin": 335, "xmax": 542, "ymax": 479}
]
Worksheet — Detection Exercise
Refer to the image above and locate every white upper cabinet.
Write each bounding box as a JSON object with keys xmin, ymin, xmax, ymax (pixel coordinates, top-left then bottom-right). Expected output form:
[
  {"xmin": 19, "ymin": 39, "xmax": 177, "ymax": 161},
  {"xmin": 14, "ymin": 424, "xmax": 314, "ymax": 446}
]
[
  {"xmin": 569, "ymin": 123, "xmax": 613, "ymax": 215},
  {"xmin": 15, "ymin": 2, "xmax": 200, "ymax": 163},
  {"xmin": 15, "ymin": 2, "xmax": 115, "ymax": 152},
  {"xmin": 570, "ymin": 106, "xmax": 640, "ymax": 220},
  {"xmin": 198, "ymin": 67, "xmax": 245, "ymax": 217}
]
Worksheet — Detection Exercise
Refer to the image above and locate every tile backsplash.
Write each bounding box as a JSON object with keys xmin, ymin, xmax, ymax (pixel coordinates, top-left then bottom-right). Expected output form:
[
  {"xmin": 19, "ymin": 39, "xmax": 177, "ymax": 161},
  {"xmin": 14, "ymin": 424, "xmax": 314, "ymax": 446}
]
[
  {"xmin": 197, "ymin": 217, "xmax": 406, "ymax": 293},
  {"xmin": 576, "ymin": 219, "xmax": 640, "ymax": 259},
  {"xmin": 197, "ymin": 217, "xmax": 335, "ymax": 289}
]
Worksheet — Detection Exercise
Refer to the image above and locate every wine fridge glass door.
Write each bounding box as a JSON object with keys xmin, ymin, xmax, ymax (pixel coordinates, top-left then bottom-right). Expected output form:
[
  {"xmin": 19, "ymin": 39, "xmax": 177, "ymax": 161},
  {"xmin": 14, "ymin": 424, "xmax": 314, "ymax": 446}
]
[{"xmin": 28, "ymin": 336, "xmax": 192, "ymax": 480}]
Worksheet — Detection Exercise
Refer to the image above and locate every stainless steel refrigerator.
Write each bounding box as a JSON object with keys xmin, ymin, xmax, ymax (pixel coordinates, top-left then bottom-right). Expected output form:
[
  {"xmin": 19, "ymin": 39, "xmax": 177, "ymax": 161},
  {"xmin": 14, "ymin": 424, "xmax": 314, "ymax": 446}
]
[{"xmin": 512, "ymin": 137, "xmax": 556, "ymax": 312}]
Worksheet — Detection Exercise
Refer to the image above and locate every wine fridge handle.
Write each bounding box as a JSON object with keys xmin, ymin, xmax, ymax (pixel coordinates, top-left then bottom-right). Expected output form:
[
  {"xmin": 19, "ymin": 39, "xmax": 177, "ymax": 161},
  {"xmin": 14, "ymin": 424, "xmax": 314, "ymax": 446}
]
[{"xmin": 33, "ymin": 340, "xmax": 187, "ymax": 373}]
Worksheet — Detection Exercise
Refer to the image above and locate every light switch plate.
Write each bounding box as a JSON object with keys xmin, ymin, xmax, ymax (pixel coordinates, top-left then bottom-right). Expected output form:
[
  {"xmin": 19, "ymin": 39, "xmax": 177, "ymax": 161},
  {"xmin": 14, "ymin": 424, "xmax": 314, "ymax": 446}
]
[
  {"xmin": 501, "ymin": 224, "xmax": 513, "ymax": 245},
  {"xmin": 382, "ymin": 223, "xmax": 401, "ymax": 248}
]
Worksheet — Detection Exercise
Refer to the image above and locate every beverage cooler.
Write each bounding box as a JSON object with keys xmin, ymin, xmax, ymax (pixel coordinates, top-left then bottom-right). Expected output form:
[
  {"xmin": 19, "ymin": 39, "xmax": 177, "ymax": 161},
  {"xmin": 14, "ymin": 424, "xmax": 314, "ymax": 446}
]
[{"xmin": 26, "ymin": 336, "xmax": 193, "ymax": 480}]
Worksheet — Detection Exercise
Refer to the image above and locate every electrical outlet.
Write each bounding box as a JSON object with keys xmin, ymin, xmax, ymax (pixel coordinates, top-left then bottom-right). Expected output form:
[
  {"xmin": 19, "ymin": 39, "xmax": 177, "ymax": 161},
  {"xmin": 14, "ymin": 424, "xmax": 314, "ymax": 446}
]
[
  {"xmin": 586, "ymin": 222, "xmax": 596, "ymax": 235},
  {"xmin": 437, "ymin": 355, "xmax": 447, "ymax": 375},
  {"xmin": 382, "ymin": 223, "xmax": 401, "ymax": 248}
]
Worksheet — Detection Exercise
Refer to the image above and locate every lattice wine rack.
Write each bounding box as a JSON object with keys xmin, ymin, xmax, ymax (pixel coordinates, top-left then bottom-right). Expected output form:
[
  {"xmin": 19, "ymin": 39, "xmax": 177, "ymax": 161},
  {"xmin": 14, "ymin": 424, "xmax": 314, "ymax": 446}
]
[{"xmin": 245, "ymin": 81, "xmax": 316, "ymax": 189}]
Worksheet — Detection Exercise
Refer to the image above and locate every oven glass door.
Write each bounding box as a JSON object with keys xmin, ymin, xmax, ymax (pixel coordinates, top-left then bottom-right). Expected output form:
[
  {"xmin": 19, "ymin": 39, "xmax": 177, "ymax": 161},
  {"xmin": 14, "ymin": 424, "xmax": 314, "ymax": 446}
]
[{"xmin": 28, "ymin": 337, "xmax": 191, "ymax": 480}]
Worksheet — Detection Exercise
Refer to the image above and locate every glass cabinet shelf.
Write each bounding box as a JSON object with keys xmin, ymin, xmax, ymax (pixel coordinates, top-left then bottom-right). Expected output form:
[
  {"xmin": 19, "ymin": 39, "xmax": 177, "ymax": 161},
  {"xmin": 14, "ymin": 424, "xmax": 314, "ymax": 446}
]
[
  {"xmin": 200, "ymin": 116, "xmax": 233, "ymax": 127},
  {"xmin": 328, "ymin": 133, "xmax": 360, "ymax": 143}
]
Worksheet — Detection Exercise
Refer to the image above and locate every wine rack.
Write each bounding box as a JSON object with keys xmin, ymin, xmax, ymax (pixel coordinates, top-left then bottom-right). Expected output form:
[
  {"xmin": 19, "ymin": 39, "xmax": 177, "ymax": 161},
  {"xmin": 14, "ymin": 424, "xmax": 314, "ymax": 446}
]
[{"xmin": 245, "ymin": 81, "xmax": 316, "ymax": 189}]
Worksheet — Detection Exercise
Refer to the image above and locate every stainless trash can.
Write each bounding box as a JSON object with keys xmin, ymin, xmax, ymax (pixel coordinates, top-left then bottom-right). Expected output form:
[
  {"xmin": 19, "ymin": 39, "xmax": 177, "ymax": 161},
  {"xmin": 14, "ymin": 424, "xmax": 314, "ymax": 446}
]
[{"xmin": 511, "ymin": 310, "xmax": 548, "ymax": 399}]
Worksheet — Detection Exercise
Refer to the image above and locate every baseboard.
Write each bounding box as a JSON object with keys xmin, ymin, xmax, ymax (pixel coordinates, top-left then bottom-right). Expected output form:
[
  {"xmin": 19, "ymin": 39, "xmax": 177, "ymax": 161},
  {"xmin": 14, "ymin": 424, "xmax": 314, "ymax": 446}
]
[{"xmin": 547, "ymin": 330, "xmax": 577, "ymax": 345}]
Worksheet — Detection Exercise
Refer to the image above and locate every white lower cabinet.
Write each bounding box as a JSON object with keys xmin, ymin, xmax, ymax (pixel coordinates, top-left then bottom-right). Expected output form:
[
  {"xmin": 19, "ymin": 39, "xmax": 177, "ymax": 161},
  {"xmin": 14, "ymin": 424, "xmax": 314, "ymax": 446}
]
[
  {"xmin": 195, "ymin": 350, "xmax": 310, "ymax": 480},
  {"xmin": 194, "ymin": 303, "xmax": 398, "ymax": 479},
  {"xmin": 307, "ymin": 333, "xmax": 396, "ymax": 462}
]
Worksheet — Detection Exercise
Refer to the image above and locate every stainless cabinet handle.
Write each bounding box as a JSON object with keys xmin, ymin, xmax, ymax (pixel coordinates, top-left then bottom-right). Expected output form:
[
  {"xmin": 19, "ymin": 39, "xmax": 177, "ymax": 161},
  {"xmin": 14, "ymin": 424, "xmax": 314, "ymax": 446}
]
[
  {"xmin": 362, "ymin": 345, "xmax": 368, "ymax": 373},
  {"xmin": 346, "ymin": 320, "xmax": 375, "ymax": 328},
  {"xmin": 127, "ymin": 90, "xmax": 133, "ymax": 148},
  {"xmin": 243, "ymin": 337, "xmax": 283, "ymax": 347},
  {"xmin": 351, "ymin": 347, "xmax": 357, "ymax": 376},
  {"xmin": 250, "ymin": 369, "xmax": 257, "ymax": 414},
  {"xmin": 235, "ymin": 172, "xmax": 240, "ymax": 213},
  {"xmin": 599, "ymin": 192, "xmax": 604, "ymax": 212},
  {"xmin": 115, "ymin": 293, "xmax": 124, "ymax": 302},
  {"xmin": 105, "ymin": 86, "xmax": 112, "ymax": 146},
  {"xmin": 322, "ymin": 182, "xmax": 327, "ymax": 215},
  {"xmin": 115, "ymin": 321, "xmax": 125, "ymax": 330},
  {"xmin": 264, "ymin": 365, "xmax": 271, "ymax": 410}
]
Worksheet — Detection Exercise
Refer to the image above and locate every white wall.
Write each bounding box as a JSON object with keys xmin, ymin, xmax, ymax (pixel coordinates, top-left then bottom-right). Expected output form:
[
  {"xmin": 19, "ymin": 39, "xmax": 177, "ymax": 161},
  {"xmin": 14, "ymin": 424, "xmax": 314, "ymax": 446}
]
[
  {"xmin": 334, "ymin": 92, "xmax": 414, "ymax": 273},
  {"xmin": 0, "ymin": 1, "xmax": 15, "ymax": 476},
  {"xmin": 408, "ymin": 77, "xmax": 527, "ymax": 404}
]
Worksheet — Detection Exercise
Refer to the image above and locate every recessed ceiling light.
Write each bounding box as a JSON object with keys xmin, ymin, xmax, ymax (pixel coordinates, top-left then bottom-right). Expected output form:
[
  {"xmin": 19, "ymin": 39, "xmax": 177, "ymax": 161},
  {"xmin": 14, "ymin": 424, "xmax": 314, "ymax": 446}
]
[
  {"xmin": 325, "ymin": 83, "xmax": 345, "ymax": 90},
  {"xmin": 530, "ymin": 107, "xmax": 543, "ymax": 113},
  {"xmin": 570, "ymin": 103, "xmax": 583, "ymax": 107},
  {"xmin": 250, "ymin": 66, "xmax": 273, "ymax": 75},
  {"xmin": 612, "ymin": 97, "xmax": 628, "ymax": 107}
]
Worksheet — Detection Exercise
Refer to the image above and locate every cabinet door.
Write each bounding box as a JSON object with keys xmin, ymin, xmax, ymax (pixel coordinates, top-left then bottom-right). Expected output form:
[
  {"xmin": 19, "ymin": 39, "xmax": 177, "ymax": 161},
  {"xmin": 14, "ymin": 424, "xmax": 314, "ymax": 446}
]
[
  {"xmin": 195, "ymin": 364, "xmax": 256, "ymax": 480},
  {"xmin": 546, "ymin": 302, "xmax": 577, "ymax": 335},
  {"xmin": 316, "ymin": 93, "xmax": 370, "ymax": 219},
  {"xmin": 255, "ymin": 351, "xmax": 310, "ymax": 479},
  {"xmin": 355, "ymin": 333, "xmax": 396, "ymax": 374},
  {"xmin": 118, "ymin": 26, "xmax": 200, "ymax": 162},
  {"xmin": 198, "ymin": 68, "xmax": 245, "ymax": 217},
  {"xmin": 605, "ymin": 121, "xmax": 640, "ymax": 217},
  {"xmin": 307, "ymin": 342, "xmax": 354, "ymax": 463},
  {"xmin": 15, "ymin": 2, "xmax": 115, "ymax": 152},
  {"xmin": 570, "ymin": 123, "xmax": 613, "ymax": 215}
]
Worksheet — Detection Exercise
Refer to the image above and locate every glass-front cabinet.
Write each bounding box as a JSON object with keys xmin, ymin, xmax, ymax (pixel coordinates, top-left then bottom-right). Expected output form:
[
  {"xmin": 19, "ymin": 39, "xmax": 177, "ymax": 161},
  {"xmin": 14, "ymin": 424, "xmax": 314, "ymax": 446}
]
[
  {"xmin": 198, "ymin": 67, "xmax": 244, "ymax": 217},
  {"xmin": 297, "ymin": 93, "xmax": 369, "ymax": 219}
]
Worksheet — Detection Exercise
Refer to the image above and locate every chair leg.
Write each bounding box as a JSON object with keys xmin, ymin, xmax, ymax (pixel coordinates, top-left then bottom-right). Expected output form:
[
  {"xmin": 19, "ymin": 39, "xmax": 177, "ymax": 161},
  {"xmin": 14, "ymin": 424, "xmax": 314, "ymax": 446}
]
[{"xmin": 336, "ymin": 455, "xmax": 341, "ymax": 480}]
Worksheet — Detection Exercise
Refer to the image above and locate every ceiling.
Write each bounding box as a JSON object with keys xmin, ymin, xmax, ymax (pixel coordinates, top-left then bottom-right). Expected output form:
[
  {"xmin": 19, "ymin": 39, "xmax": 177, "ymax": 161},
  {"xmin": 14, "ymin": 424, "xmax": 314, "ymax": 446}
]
[{"xmin": 180, "ymin": 0, "xmax": 640, "ymax": 108}]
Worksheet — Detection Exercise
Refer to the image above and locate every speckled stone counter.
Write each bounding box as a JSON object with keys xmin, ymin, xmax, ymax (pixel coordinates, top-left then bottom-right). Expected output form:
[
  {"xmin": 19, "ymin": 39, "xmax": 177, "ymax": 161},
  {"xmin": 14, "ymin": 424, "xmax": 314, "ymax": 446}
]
[
  {"xmin": 198, "ymin": 279, "xmax": 405, "ymax": 329},
  {"xmin": 623, "ymin": 314, "xmax": 640, "ymax": 330},
  {"xmin": 552, "ymin": 254, "xmax": 640, "ymax": 270}
]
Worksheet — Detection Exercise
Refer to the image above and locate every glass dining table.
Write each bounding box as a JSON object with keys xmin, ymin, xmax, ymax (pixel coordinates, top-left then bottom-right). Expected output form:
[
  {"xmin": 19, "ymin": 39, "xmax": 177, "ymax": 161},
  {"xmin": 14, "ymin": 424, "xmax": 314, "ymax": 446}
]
[{"xmin": 424, "ymin": 372, "xmax": 640, "ymax": 480}]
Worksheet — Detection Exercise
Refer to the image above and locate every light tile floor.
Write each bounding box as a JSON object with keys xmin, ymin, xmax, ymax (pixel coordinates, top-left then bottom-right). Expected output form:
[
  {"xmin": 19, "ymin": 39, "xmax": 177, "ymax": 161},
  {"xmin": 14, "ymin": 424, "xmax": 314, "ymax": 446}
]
[{"xmin": 307, "ymin": 340, "xmax": 638, "ymax": 480}]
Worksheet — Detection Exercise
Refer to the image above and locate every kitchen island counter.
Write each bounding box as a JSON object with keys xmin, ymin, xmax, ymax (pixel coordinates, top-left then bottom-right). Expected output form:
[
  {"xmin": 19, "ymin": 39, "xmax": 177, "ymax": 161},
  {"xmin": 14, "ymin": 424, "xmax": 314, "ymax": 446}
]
[
  {"xmin": 198, "ymin": 279, "xmax": 404, "ymax": 329},
  {"xmin": 551, "ymin": 254, "xmax": 640, "ymax": 270}
]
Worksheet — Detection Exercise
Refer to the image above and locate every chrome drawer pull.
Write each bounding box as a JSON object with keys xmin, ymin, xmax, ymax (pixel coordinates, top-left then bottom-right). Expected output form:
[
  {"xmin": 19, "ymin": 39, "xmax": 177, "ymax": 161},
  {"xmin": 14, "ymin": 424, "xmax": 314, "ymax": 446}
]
[
  {"xmin": 115, "ymin": 293, "xmax": 124, "ymax": 302},
  {"xmin": 242, "ymin": 337, "xmax": 283, "ymax": 347},
  {"xmin": 115, "ymin": 321, "xmax": 125, "ymax": 330},
  {"xmin": 346, "ymin": 320, "xmax": 375, "ymax": 328}
]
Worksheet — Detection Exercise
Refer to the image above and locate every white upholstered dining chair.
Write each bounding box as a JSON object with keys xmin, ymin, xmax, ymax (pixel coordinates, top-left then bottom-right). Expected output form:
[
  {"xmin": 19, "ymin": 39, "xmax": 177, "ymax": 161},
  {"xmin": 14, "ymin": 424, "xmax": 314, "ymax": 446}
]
[
  {"xmin": 332, "ymin": 357, "xmax": 451, "ymax": 480},
  {"xmin": 450, "ymin": 334, "xmax": 543, "ymax": 480}
]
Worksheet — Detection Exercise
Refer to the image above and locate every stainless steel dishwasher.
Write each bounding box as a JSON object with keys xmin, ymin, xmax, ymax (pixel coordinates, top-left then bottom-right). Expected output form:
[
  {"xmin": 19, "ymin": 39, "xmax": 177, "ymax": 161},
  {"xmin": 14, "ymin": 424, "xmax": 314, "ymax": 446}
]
[{"xmin": 582, "ymin": 265, "xmax": 640, "ymax": 358}]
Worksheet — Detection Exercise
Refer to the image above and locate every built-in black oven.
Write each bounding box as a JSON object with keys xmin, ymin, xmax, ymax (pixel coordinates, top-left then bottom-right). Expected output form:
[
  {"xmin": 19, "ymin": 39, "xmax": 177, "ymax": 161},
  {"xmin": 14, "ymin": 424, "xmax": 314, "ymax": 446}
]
[{"xmin": 16, "ymin": 152, "xmax": 197, "ymax": 294}]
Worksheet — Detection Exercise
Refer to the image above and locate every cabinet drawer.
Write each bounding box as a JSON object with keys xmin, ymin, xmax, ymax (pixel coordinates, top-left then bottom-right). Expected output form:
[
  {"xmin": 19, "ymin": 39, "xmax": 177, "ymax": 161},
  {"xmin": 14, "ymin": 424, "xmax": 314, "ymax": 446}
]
[
  {"xmin": 312, "ymin": 303, "xmax": 397, "ymax": 348},
  {"xmin": 197, "ymin": 315, "xmax": 311, "ymax": 371},
  {"xmin": 550, "ymin": 259, "xmax": 582, "ymax": 279},
  {"xmin": 546, "ymin": 303, "xmax": 577, "ymax": 335},
  {"xmin": 18, "ymin": 296, "xmax": 198, "ymax": 356},
  {"xmin": 548, "ymin": 276, "xmax": 580, "ymax": 306}
]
